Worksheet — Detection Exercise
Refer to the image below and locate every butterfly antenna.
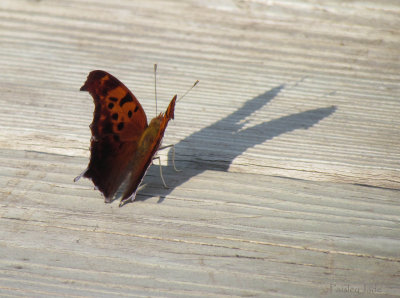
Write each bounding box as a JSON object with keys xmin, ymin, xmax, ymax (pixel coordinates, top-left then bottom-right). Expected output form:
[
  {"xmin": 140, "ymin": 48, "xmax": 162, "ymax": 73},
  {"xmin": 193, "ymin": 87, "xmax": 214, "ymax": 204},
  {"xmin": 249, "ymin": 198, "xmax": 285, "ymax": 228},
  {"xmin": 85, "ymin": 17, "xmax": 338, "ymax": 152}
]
[
  {"xmin": 177, "ymin": 80, "xmax": 199, "ymax": 102},
  {"xmin": 154, "ymin": 64, "xmax": 158, "ymax": 115}
]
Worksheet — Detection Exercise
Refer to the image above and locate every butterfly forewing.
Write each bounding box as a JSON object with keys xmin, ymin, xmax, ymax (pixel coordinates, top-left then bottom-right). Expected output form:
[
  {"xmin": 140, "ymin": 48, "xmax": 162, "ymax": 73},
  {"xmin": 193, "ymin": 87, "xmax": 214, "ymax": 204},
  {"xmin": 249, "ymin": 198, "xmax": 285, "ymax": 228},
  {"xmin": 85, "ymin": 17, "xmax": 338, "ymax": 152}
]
[
  {"xmin": 80, "ymin": 70, "xmax": 149, "ymax": 201},
  {"xmin": 120, "ymin": 95, "xmax": 177, "ymax": 203},
  {"xmin": 81, "ymin": 70, "xmax": 148, "ymax": 141}
]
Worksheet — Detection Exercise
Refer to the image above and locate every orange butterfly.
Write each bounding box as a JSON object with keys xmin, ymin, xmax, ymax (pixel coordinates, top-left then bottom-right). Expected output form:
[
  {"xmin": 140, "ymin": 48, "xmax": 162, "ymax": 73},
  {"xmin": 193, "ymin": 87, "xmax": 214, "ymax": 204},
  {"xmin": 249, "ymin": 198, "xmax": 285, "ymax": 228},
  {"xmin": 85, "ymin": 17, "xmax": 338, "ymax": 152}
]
[{"xmin": 75, "ymin": 70, "xmax": 179, "ymax": 206}]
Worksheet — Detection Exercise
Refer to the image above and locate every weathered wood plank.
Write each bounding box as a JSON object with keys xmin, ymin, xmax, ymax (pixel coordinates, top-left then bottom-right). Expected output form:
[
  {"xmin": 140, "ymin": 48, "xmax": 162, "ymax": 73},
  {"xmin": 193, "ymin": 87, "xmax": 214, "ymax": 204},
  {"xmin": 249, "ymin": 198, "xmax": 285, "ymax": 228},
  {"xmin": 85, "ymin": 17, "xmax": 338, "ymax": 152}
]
[{"xmin": 0, "ymin": 0, "xmax": 399, "ymax": 297}]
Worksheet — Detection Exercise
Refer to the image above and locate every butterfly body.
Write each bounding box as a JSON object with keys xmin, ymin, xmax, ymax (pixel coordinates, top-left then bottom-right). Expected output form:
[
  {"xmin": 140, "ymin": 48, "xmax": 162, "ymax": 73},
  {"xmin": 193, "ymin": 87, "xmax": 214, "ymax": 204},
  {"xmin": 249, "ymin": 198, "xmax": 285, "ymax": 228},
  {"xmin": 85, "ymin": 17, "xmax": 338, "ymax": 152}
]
[{"xmin": 76, "ymin": 70, "xmax": 176, "ymax": 205}]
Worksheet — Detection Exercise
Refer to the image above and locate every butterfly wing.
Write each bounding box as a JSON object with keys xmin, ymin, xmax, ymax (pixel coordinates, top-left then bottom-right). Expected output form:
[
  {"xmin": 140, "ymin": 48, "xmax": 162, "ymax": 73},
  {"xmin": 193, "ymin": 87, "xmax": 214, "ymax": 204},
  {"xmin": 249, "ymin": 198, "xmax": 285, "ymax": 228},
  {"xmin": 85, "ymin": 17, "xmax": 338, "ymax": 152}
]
[
  {"xmin": 120, "ymin": 95, "xmax": 177, "ymax": 205},
  {"xmin": 79, "ymin": 70, "xmax": 148, "ymax": 201}
]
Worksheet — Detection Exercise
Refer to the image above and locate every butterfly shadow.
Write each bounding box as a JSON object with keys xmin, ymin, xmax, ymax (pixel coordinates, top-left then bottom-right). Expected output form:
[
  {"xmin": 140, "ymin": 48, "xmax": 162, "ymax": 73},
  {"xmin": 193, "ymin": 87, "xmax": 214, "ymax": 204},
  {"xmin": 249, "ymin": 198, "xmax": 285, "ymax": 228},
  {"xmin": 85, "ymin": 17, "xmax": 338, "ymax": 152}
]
[{"xmin": 125, "ymin": 85, "xmax": 337, "ymax": 204}]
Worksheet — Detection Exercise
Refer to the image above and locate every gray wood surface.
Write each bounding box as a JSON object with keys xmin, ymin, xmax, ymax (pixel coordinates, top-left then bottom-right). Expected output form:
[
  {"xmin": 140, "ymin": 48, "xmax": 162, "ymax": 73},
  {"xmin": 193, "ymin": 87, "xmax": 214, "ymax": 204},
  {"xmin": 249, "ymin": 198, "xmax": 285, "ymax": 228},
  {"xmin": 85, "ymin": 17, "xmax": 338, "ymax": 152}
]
[{"xmin": 0, "ymin": 0, "xmax": 399, "ymax": 297}]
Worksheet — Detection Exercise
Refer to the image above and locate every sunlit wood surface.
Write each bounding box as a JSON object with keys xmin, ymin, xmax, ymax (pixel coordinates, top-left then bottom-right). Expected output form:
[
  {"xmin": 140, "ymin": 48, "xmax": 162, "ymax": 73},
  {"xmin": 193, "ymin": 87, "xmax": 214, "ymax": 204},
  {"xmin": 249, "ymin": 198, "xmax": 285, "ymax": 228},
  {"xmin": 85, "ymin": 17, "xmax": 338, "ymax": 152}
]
[{"xmin": 0, "ymin": 0, "xmax": 399, "ymax": 296}]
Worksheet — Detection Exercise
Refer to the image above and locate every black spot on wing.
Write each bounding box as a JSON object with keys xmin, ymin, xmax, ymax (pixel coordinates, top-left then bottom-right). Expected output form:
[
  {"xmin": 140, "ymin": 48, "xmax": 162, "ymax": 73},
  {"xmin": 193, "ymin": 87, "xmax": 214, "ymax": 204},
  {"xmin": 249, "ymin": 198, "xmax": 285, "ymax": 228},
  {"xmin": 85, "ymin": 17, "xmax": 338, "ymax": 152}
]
[
  {"xmin": 108, "ymin": 103, "xmax": 114, "ymax": 109},
  {"xmin": 120, "ymin": 93, "xmax": 133, "ymax": 107},
  {"xmin": 112, "ymin": 113, "xmax": 118, "ymax": 120},
  {"xmin": 109, "ymin": 97, "xmax": 118, "ymax": 102},
  {"xmin": 128, "ymin": 110, "xmax": 132, "ymax": 118},
  {"xmin": 134, "ymin": 106, "xmax": 139, "ymax": 112},
  {"xmin": 117, "ymin": 122, "xmax": 124, "ymax": 131}
]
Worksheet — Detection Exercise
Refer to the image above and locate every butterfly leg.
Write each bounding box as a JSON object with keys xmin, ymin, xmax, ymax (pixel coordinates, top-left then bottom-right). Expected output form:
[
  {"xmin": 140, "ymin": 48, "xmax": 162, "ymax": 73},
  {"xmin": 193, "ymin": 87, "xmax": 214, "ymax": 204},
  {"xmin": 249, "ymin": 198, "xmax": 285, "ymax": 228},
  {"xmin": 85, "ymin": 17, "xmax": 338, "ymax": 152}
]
[
  {"xmin": 119, "ymin": 191, "xmax": 138, "ymax": 207},
  {"xmin": 153, "ymin": 156, "xmax": 169, "ymax": 188},
  {"xmin": 158, "ymin": 144, "xmax": 181, "ymax": 172}
]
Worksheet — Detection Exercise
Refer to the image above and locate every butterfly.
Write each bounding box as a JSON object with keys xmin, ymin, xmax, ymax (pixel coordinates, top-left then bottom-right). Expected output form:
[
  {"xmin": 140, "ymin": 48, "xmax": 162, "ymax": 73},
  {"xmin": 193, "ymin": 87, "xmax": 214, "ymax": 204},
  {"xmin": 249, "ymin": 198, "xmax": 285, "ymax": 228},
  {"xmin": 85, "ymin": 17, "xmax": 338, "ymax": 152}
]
[{"xmin": 75, "ymin": 70, "xmax": 180, "ymax": 206}]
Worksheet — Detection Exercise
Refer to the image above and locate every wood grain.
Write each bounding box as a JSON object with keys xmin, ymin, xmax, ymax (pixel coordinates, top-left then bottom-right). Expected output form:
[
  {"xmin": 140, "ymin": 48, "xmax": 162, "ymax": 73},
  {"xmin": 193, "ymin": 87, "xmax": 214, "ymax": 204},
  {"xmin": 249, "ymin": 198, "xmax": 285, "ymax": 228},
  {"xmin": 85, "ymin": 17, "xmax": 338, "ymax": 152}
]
[{"xmin": 0, "ymin": 0, "xmax": 399, "ymax": 296}]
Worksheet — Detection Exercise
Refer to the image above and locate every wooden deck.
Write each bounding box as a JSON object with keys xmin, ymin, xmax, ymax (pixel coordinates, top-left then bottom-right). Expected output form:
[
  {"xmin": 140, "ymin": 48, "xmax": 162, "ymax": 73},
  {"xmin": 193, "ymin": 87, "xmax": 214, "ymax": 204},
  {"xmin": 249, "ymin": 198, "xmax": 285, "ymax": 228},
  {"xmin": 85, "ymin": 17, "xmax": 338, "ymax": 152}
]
[{"xmin": 1, "ymin": 0, "xmax": 399, "ymax": 296}]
